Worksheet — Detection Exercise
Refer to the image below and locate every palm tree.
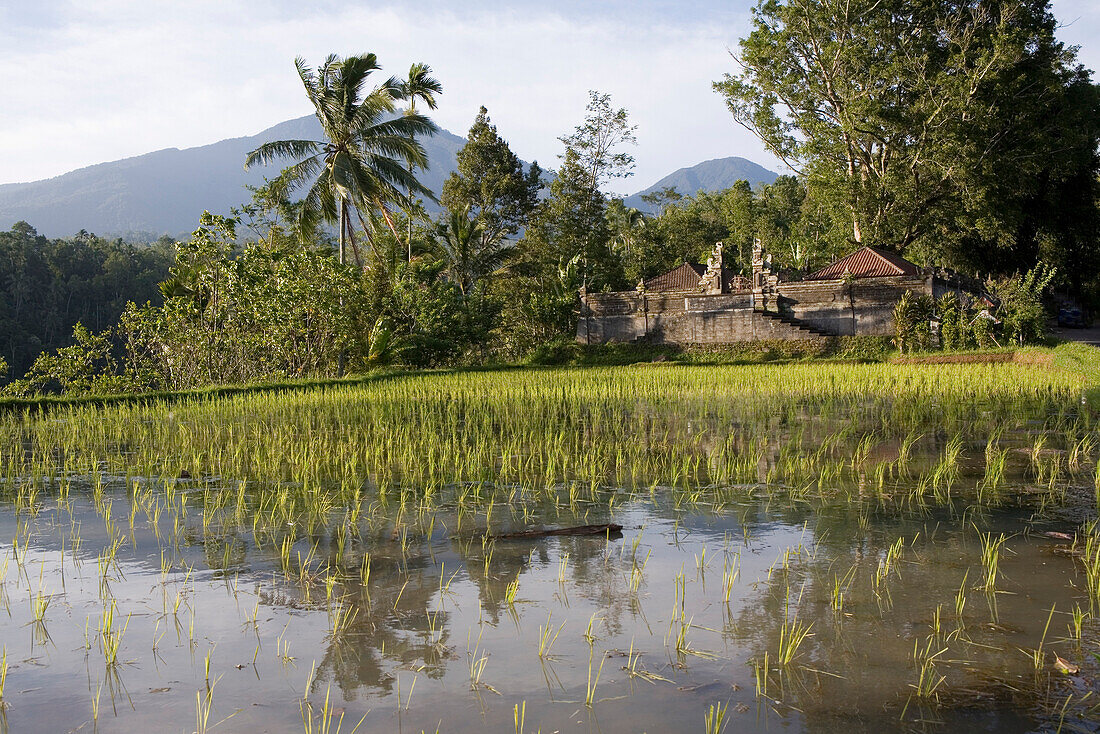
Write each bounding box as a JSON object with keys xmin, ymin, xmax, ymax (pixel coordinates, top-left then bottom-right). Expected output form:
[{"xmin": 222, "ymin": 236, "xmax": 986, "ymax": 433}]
[
  {"xmin": 432, "ymin": 206, "xmax": 510, "ymax": 296},
  {"xmin": 396, "ymin": 63, "xmax": 442, "ymax": 262},
  {"xmin": 244, "ymin": 53, "xmax": 440, "ymax": 266}
]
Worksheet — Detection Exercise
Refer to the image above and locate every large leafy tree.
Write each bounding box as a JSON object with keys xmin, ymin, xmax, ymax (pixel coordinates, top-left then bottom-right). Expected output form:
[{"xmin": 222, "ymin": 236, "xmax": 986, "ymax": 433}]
[
  {"xmin": 714, "ymin": 0, "xmax": 1100, "ymax": 279},
  {"xmin": 245, "ymin": 53, "xmax": 440, "ymax": 266},
  {"xmin": 441, "ymin": 106, "xmax": 542, "ymax": 244}
]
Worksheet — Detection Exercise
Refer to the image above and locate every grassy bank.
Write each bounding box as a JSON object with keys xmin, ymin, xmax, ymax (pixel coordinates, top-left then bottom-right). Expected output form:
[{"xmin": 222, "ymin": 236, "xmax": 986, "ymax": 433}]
[{"xmin": 3, "ymin": 338, "xmax": 1096, "ymax": 416}]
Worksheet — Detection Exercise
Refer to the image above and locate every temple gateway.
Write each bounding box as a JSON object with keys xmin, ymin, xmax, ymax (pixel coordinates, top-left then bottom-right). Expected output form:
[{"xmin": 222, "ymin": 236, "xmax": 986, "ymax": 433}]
[{"xmin": 577, "ymin": 242, "xmax": 983, "ymax": 345}]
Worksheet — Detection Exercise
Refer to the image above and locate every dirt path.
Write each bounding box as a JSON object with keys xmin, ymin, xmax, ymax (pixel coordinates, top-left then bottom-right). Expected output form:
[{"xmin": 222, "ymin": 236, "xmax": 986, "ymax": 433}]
[{"xmin": 1053, "ymin": 327, "xmax": 1100, "ymax": 348}]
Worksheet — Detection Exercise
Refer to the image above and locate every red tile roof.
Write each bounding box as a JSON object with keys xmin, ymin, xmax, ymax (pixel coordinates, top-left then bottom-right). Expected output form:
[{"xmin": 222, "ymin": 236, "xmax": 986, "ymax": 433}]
[
  {"xmin": 645, "ymin": 262, "xmax": 706, "ymax": 292},
  {"xmin": 644, "ymin": 263, "xmax": 751, "ymax": 293},
  {"xmin": 804, "ymin": 246, "xmax": 921, "ymax": 280}
]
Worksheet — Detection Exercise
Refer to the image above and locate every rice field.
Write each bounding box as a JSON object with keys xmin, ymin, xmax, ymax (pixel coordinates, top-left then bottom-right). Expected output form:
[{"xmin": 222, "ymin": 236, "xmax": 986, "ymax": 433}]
[{"xmin": 0, "ymin": 360, "xmax": 1098, "ymax": 732}]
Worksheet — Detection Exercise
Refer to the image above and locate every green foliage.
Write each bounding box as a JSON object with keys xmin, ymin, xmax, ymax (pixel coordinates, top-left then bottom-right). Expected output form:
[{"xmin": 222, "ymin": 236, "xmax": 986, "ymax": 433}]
[
  {"xmin": 893, "ymin": 291, "xmax": 935, "ymax": 354},
  {"xmin": 989, "ymin": 264, "xmax": 1058, "ymax": 345},
  {"xmin": 495, "ymin": 256, "xmax": 581, "ymax": 360},
  {"xmin": 715, "ymin": 0, "xmax": 1100, "ymax": 284},
  {"xmin": 0, "ymin": 222, "xmax": 172, "ymax": 382},
  {"xmin": 387, "ymin": 259, "xmax": 493, "ymax": 367},
  {"xmin": 127, "ymin": 213, "xmax": 367, "ymax": 389},
  {"xmin": 971, "ymin": 316, "xmax": 996, "ymax": 349},
  {"xmin": 441, "ymin": 106, "xmax": 542, "ymax": 243},
  {"xmin": 430, "ymin": 206, "xmax": 510, "ymax": 295},
  {"xmin": 938, "ymin": 295, "xmax": 965, "ymax": 352},
  {"xmin": 4, "ymin": 323, "xmax": 133, "ymax": 397},
  {"xmin": 622, "ymin": 177, "xmax": 835, "ymax": 283}
]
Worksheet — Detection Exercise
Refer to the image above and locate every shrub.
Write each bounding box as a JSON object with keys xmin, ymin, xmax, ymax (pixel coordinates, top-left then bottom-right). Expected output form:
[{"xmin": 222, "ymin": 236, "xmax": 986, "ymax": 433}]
[{"xmin": 893, "ymin": 291, "xmax": 935, "ymax": 354}]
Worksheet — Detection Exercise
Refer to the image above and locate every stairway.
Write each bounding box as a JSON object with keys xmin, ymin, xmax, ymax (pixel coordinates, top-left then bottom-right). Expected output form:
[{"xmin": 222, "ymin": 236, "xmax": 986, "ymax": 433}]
[{"xmin": 758, "ymin": 310, "xmax": 835, "ymax": 339}]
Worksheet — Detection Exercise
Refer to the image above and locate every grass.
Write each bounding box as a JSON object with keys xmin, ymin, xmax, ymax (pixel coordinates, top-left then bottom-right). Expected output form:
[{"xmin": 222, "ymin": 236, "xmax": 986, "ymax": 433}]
[{"xmin": 0, "ymin": 350, "xmax": 1097, "ymax": 730}]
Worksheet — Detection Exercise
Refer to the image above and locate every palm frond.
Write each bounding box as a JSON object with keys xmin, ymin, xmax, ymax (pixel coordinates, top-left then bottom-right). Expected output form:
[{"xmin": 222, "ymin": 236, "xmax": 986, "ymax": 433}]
[
  {"xmin": 397, "ymin": 63, "xmax": 442, "ymax": 111},
  {"xmin": 244, "ymin": 140, "xmax": 322, "ymax": 169},
  {"xmin": 363, "ymin": 113, "xmax": 439, "ymax": 142},
  {"xmin": 272, "ymin": 154, "xmax": 325, "ymax": 192}
]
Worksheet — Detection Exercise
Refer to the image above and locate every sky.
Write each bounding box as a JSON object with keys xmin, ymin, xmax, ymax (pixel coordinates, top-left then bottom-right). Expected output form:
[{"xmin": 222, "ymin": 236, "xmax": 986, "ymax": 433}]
[{"xmin": 1, "ymin": 0, "xmax": 1098, "ymax": 193}]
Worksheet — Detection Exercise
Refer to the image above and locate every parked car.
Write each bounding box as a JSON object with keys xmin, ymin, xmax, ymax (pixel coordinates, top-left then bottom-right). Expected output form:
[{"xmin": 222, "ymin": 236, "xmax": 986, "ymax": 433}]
[{"xmin": 1058, "ymin": 307, "xmax": 1088, "ymax": 328}]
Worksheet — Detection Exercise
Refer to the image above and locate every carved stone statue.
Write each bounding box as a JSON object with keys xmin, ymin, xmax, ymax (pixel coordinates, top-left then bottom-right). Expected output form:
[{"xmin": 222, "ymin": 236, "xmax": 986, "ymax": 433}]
[{"xmin": 698, "ymin": 241, "xmax": 725, "ymax": 294}]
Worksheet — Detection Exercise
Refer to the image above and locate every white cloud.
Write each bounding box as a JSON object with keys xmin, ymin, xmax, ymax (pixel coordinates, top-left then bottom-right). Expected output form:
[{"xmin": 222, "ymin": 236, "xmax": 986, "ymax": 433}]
[
  {"xmin": 0, "ymin": 1, "xmax": 772, "ymax": 187},
  {"xmin": 1, "ymin": 0, "xmax": 1095, "ymax": 188}
]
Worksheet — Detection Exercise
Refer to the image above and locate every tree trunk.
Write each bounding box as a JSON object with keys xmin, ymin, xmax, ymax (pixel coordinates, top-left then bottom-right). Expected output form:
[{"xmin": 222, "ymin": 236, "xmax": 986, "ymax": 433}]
[{"xmin": 339, "ymin": 200, "xmax": 347, "ymax": 265}]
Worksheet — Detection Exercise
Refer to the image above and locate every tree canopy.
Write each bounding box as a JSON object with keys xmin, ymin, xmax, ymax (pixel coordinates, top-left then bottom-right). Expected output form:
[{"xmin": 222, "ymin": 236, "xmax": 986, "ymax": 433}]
[
  {"xmin": 714, "ymin": 0, "xmax": 1100, "ymax": 292},
  {"xmin": 245, "ymin": 53, "xmax": 440, "ymax": 265}
]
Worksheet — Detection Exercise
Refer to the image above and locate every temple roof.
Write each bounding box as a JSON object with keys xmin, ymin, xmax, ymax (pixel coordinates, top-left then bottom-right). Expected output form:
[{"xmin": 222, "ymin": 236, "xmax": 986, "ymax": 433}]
[
  {"xmin": 644, "ymin": 262, "xmax": 706, "ymax": 292},
  {"xmin": 804, "ymin": 246, "xmax": 921, "ymax": 281}
]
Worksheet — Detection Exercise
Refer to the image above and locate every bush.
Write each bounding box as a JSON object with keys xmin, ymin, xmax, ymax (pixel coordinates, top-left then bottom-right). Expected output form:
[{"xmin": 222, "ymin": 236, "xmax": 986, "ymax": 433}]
[
  {"xmin": 989, "ymin": 264, "xmax": 1057, "ymax": 345},
  {"xmin": 893, "ymin": 291, "xmax": 935, "ymax": 353},
  {"xmin": 526, "ymin": 337, "xmax": 585, "ymax": 365}
]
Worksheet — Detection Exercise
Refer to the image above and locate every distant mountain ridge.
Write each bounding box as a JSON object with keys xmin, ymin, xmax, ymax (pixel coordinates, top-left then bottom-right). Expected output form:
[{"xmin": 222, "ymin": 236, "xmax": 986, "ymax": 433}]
[
  {"xmin": 0, "ymin": 120, "xmax": 778, "ymax": 239},
  {"xmin": 623, "ymin": 156, "xmax": 779, "ymax": 211},
  {"xmin": 0, "ymin": 115, "xmax": 467, "ymax": 240}
]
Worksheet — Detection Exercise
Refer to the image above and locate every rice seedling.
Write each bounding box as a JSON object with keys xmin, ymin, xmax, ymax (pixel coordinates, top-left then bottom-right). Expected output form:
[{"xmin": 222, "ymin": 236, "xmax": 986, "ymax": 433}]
[
  {"xmin": 504, "ymin": 576, "xmax": 520, "ymax": 606},
  {"xmin": 872, "ymin": 536, "xmax": 905, "ymax": 602},
  {"xmin": 752, "ymin": 652, "xmax": 770, "ymax": 700},
  {"xmin": 977, "ymin": 532, "xmax": 1008, "ymax": 593},
  {"xmin": 513, "ymin": 701, "xmax": 527, "ymax": 734},
  {"xmin": 584, "ymin": 648, "xmax": 606, "ymax": 708},
  {"xmin": 100, "ymin": 600, "xmax": 131, "ymax": 669},
  {"xmin": 537, "ymin": 613, "xmax": 564, "ymax": 659},
  {"xmin": 955, "ymin": 570, "xmax": 969, "ymax": 621},
  {"xmin": 467, "ymin": 628, "xmax": 489, "ymax": 691},
  {"xmin": 1068, "ymin": 603, "xmax": 1088, "ymax": 642},
  {"xmin": 704, "ymin": 701, "xmax": 729, "ymax": 734},
  {"xmin": 722, "ymin": 552, "xmax": 740, "ymax": 603},
  {"xmin": 301, "ymin": 685, "xmax": 366, "ymax": 734},
  {"xmin": 830, "ymin": 566, "xmax": 857, "ymax": 619},
  {"xmin": 910, "ymin": 636, "xmax": 947, "ymax": 700}
]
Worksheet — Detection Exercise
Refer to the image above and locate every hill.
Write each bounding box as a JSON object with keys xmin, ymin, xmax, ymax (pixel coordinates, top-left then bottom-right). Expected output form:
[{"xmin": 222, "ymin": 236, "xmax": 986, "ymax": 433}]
[
  {"xmin": 0, "ymin": 122, "xmax": 778, "ymax": 238},
  {"xmin": 623, "ymin": 156, "xmax": 778, "ymax": 211},
  {"xmin": 0, "ymin": 115, "xmax": 467, "ymax": 239}
]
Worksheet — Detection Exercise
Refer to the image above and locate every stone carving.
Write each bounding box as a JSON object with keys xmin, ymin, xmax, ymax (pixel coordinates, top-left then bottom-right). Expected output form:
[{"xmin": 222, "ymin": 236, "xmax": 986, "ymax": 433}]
[{"xmin": 698, "ymin": 241, "xmax": 724, "ymax": 294}]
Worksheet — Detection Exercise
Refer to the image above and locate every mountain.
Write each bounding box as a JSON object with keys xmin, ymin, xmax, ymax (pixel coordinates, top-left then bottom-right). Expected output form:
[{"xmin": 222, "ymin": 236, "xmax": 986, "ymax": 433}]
[
  {"xmin": 0, "ymin": 120, "xmax": 778, "ymax": 239},
  {"xmin": 0, "ymin": 115, "xmax": 467, "ymax": 239},
  {"xmin": 623, "ymin": 156, "xmax": 779, "ymax": 211}
]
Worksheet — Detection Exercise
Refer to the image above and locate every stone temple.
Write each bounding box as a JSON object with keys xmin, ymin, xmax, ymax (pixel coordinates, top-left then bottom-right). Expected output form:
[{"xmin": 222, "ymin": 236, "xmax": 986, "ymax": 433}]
[{"xmin": 577, "ymin": 242, "xmax": 983, "ymax": 345}]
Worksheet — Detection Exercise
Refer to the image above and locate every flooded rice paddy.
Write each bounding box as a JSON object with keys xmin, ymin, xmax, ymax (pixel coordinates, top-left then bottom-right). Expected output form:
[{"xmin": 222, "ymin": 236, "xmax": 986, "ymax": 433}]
[{"xmin": 0, "ymin": 363, "xmax": 1098, "ymax": 733}]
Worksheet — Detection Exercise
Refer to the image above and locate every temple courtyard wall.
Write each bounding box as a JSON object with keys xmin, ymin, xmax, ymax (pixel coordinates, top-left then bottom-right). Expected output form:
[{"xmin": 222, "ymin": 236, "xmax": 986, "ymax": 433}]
[{"xmin": 577, "ymin": 275, "xmax": 935, "ymax": 345}]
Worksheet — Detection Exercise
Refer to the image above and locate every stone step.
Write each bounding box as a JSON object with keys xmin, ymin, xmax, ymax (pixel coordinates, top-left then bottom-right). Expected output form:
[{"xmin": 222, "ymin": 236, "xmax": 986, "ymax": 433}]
[{"xmin": 760, "ymin": 311, "xmax": 834, "ymax": 338}]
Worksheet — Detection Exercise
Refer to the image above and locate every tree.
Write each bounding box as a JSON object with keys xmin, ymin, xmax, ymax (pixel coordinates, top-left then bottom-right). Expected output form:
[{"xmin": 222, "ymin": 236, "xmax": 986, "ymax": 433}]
[
  {"xmin": 441, "ymin": 106, "xmax": 542, "ymax": 245},
  {"xmin": 639, "ymin": 186, "xmax": 682, "ymax": 215},
  {"xmin": 520, "ymin": 149, "xmax": 620, "ymax": 291},
  {"xmin": 431, "ymin": 206, "xmax": 509, "ymax": 296},
  {"xmin": 0, "ymin": 222, "xmax": 172, "ymax": 383},
  {"xmin": 558, "ymin": 91, "xmax": 637, "ymax": 194},
  {"xmin": 714, "ymin": 0, "xmax": 1100, "ymax": 276},
  {"xmin": 526, "ymin": 92, "xmax": 636, "ymax": 295},
  {"xmin": 605, "ymin": 201, "xmax": 649, "ymax": 284},
  {"xmin": 245, "ymin": 53, "xmax": 440, "ymax": 266},
  {"xmin": 396, "ymin": 63, "xmax": 444, "ymax": 262}
]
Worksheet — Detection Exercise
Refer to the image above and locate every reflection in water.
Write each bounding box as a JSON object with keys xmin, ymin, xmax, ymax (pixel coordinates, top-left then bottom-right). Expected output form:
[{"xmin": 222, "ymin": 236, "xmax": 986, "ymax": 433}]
[{"xmin": 0, "ymin": 378, "xmax": 1097, "ymax": 732}]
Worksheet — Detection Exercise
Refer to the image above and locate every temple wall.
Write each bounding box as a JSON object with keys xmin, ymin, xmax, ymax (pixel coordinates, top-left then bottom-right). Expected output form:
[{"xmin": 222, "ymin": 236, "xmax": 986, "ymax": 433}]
[
  {"xmin": 577, "ymin": 275, "xmax": 939, "ymax": 344},
  {"xmin": 577, "ymin": 291, "xmax": 823, "ymax": 344},
  {"xmin": 776, "ymin": 276, "xmax": 932, "ymax": 336}
]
